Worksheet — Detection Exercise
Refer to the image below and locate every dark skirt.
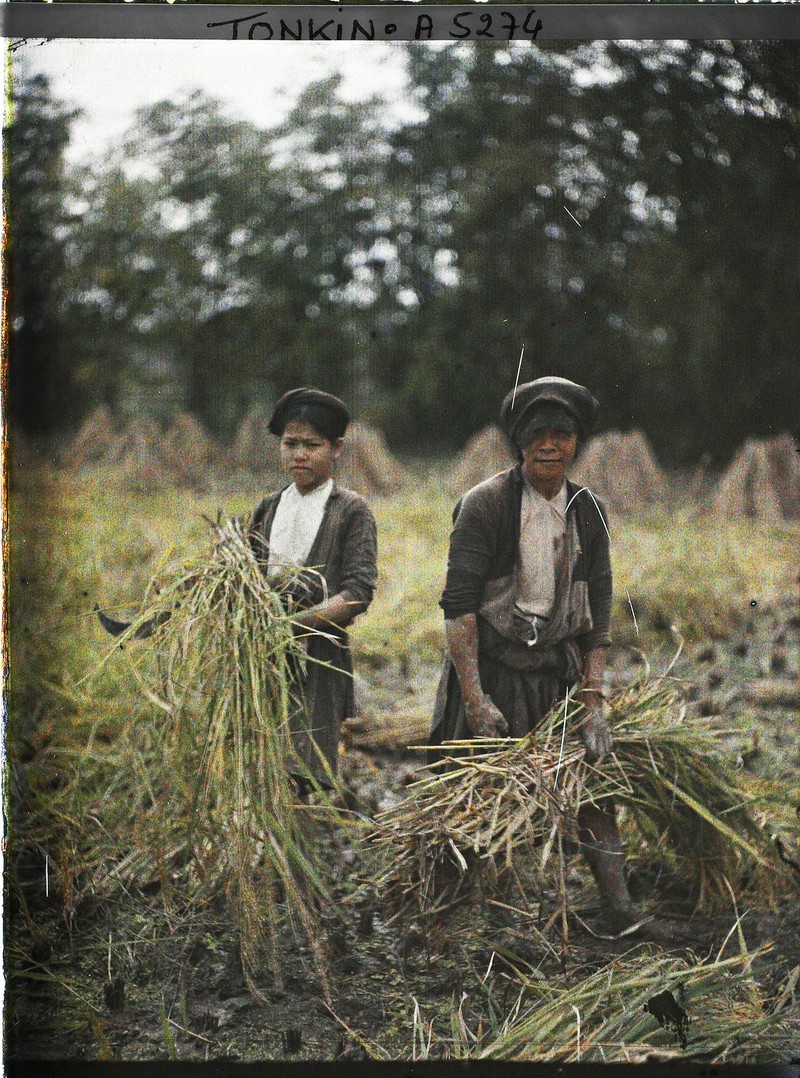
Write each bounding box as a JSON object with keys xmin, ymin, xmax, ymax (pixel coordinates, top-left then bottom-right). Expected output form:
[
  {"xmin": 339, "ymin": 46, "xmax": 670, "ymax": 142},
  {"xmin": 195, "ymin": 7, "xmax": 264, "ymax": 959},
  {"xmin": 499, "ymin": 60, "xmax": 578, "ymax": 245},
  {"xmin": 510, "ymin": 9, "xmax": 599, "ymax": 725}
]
[
  {"xmin": 428, "ymin": 622, "xmax": 578, "ymax": 764},
  {"xmin": 286, "ymin": 628, "xmax": 355, "ymax": 789}
]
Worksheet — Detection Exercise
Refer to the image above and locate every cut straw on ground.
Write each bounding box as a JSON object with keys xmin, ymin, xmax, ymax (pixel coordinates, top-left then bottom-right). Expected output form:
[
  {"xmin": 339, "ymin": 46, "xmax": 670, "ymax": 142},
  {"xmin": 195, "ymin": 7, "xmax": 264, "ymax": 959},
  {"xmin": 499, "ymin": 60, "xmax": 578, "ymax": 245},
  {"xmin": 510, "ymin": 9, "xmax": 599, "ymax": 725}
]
[{"xmin": 474, "ymin": 948, "xmax": 799, "ymax": 1062}]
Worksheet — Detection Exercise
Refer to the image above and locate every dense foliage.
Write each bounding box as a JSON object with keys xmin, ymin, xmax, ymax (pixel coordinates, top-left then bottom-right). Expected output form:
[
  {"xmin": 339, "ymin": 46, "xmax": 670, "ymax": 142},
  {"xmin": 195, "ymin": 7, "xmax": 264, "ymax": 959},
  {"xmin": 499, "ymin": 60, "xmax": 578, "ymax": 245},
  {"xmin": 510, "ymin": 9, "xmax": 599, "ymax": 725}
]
[{"xmin": 7, "ymin": 42, "xmax": 799, "ymax": 464}]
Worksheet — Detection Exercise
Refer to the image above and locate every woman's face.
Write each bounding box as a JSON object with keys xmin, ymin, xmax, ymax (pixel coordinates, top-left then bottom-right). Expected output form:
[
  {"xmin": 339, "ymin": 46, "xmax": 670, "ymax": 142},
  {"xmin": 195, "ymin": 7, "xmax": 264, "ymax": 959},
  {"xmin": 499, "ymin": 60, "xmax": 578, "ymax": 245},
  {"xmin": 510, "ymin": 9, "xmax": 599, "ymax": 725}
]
[
  {"xmin": 521, "ymin": 427, "xmax": 579, "ymax": 493},
  {"xmin": 280, "ymin": 419, "xmax": 342, "ymax": 494}
]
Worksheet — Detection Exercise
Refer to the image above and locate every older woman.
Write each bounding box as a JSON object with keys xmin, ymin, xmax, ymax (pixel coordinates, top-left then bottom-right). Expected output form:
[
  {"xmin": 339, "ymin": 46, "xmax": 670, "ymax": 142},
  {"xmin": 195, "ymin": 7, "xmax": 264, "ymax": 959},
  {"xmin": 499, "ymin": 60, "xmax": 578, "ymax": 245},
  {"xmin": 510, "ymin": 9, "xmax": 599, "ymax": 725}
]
[
  {"xmin": 249, "ymin": 388, "xmax": 378, "ymax": 790},
  {"xmin": 430, "ymin": 376, "xmax": 677, "ymax": 942}
]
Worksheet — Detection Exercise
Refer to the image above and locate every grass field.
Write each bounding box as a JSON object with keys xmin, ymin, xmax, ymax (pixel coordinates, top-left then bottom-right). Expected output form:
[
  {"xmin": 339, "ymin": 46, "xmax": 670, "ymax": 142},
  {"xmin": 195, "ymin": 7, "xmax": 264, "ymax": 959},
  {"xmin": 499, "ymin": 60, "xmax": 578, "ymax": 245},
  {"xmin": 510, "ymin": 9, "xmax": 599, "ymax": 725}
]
[{"xmin": 8, "ymin": 470, "xmax": 796, "ymax": 700}]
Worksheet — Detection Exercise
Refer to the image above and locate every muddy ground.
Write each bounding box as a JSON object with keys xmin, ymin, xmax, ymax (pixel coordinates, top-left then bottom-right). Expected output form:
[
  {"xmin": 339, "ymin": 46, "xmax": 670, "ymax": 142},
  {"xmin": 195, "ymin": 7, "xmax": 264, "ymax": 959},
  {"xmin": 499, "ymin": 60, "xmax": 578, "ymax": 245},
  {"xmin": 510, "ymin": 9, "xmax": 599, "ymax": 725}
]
[{"xmin": 5, "ymin": 600, "xmax": 800, "ymax": 1063}]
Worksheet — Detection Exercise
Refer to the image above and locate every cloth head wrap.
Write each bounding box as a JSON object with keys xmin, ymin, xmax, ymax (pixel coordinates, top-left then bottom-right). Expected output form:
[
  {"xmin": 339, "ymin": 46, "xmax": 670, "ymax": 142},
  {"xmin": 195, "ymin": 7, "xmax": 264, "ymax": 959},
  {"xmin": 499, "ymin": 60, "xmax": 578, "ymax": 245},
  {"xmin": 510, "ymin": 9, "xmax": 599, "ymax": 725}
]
[
  {"xmin": 268, "ymin": 388, "xmax": 350, "ymax": 441},
  {"xmin": 500, "ymin": 377, "xmax": 598, "ymax": 450}
]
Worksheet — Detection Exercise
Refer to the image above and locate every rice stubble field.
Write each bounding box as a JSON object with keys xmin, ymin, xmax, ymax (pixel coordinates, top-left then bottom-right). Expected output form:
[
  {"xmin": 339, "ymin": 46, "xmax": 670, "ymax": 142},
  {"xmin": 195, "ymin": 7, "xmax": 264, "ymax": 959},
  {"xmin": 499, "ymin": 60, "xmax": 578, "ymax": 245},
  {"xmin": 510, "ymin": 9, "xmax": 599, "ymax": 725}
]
[{"xmin": 5, "ymin": 465, "xmax": 800, "ymax": 1062}]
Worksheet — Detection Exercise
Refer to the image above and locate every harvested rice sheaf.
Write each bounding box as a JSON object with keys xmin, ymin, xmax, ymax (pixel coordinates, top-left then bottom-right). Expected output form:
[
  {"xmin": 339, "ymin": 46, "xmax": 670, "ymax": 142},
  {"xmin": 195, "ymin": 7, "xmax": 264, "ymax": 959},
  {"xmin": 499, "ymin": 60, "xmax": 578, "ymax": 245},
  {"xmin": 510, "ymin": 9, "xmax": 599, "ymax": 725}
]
[
  {"xmin": 474, "ymin": 949, "xmax": 799, "ymax": 1062},
  {"xmin": 87, "ymin": 516, "xmax": 343, "ymax": 995},
  {"xmin": 371, "ymin": 677, "xmax": 778, "ymax": 923}
]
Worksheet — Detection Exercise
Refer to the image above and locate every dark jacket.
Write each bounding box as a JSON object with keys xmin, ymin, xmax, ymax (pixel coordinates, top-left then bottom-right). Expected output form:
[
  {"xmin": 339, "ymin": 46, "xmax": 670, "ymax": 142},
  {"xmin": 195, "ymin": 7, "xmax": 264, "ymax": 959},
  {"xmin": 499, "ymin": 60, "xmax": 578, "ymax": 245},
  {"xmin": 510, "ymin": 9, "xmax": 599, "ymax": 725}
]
[
  {"xmin": 440, "ymin": 466, "xmax": 612, "ymax": 655},
  {"xmin": 430, "ymin": 468, "xmax": 612, "ymax": 752},
  {"xmin": 249, "ymin": 483, "xmax": 378, "ymax": 783}
]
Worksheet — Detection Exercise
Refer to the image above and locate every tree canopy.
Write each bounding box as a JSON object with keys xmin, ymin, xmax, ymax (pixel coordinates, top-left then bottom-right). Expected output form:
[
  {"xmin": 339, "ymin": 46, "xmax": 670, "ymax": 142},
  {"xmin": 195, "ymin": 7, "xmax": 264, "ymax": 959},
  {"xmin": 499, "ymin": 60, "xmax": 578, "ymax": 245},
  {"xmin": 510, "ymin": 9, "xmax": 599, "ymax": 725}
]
[{"xmin": 7, "ymin": 43, "xmax": 798, "ymax": 465}]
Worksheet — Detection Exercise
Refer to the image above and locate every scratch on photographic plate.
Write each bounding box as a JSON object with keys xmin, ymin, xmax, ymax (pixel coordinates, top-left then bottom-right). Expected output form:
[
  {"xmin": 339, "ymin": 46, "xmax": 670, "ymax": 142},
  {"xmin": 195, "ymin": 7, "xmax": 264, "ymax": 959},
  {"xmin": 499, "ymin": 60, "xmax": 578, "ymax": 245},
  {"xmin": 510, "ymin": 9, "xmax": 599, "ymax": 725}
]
[
  {"xmin": 564, "ymin": 205, "xmax": 582, "ymax": 228},
  {"xmin": 572, "ymin": 1004, "xmax": 581, "ymax": 1060},
  {"xmin": 554, "ymin": 685, "xmax": 570, "ymax": 790},
  {"xmin": 511, "ymin": 344, "xmax": 525, "ymax": 408}
]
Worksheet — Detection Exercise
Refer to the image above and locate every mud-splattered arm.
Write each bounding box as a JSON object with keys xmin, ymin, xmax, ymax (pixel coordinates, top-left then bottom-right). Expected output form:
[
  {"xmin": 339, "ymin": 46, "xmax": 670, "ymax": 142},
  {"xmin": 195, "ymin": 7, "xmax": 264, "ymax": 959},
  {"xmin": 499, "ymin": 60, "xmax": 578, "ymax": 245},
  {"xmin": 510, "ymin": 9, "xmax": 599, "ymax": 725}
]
[{"xmin": 446, "ymin": 613, "xmax": 508, "ymax": 738}]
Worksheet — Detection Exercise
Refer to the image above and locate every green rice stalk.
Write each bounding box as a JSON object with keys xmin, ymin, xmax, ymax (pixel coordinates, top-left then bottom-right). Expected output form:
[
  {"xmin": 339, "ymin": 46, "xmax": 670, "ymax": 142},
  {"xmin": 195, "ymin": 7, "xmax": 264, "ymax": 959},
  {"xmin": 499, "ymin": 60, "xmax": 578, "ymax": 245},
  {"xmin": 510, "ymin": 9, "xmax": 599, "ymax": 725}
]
[{"xmin": 80, "ymin": 516, "xmax": 345, "ymax": 996}]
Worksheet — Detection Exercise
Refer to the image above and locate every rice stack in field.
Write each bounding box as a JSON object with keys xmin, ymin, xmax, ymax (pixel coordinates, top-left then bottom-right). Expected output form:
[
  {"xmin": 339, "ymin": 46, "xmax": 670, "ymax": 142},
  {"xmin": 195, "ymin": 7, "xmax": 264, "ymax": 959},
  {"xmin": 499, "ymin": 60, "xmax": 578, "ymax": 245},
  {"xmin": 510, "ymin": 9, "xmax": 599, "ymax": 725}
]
[
  {"xmin": 370, "ymin": 677, "xmax": 774, "ymax": 925},
  {"xmin": 230, "ymin": 414, "xmax": 280, "ymax": 476},
  {"xmin": 338, "ymin": 421, "xmax": 408, "ymax": 497},
  {"xmin": 449, "ymin": 425, "xmax": 516, "ymax": 494},
  {"xmin": 709, "ymin": 438, "xmax": 786, "ymax": 522},
  {"xmin": 472, "ymin": 949, "xmax": 799, "ymax": 1062},
  {"xmin": 97, "ymin": 415, "xmax": 172, "ymax": 492},
  {"xmin": 62, "ymin": 404, "xmax": 121, "ymax": 470},
  {"xmin": 162, "ymin": 411, "xmax": 218, "ymax": 487},
  {"xmin": 764, "ymin": 432, "xmax": 800, "ymax": 518},
  {"xmin": 88, "ymin": 517, "xmax": 340, "ymax": 995},
  {"xmin": 570, "ymin": 429, "xmax": 668, "ymax": 514}
]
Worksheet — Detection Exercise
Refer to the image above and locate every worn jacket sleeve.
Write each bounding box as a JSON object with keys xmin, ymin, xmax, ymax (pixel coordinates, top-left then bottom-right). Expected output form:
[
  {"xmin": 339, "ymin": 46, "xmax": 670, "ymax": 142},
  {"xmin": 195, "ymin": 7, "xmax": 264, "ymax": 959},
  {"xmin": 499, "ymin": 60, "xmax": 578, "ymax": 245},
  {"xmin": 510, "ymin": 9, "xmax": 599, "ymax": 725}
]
[
  {"xmin": 577, "ymin": 498, "xmax": 612, "ymax": 653},
  {"xmin": 439, "ymin": 487, "xmax": 497, "ymax": 620},
  {"xmin": 337, "ymin": 499, "xmax": 378, "ymax": 616}
]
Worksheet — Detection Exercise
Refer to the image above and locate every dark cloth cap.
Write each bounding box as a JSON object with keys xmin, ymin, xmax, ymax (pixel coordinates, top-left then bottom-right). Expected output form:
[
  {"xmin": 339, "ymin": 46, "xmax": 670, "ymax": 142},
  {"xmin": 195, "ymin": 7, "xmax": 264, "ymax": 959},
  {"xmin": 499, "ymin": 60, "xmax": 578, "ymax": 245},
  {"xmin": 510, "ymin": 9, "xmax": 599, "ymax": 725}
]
[
  {"xmin": 501, "ymin": 377, "xmax": 599, "ymax": 446},
  {"xmin": 513, "ymin": 401, "xmax": 578, "ymax": 450},
  {"xmin": 268, "ymin": 387, "xmax": 350, "ymax": 440}
]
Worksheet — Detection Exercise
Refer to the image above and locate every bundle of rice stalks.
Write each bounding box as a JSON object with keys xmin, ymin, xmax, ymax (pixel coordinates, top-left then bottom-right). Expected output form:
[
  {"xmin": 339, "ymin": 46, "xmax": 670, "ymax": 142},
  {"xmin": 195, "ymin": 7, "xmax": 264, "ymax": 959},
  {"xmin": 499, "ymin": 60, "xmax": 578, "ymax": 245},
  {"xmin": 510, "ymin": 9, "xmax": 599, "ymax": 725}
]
[
  {"xmin": 371, "ymin": 676, "xmax": 775, "ymax": 924},
  {"xmin": 589, "ymin": 678, "xmax": 777, "ymax": 907},
  {"xmin": 470, "ymin": 948, "xmax": 799, "ymax": 1062},
  {"xmin": 341, "ymin": 708, "xmax": 432, "ymax": 752},
  {"xmin": 88, "ymin": 517, "xmax": 342, "ymax": 994}
]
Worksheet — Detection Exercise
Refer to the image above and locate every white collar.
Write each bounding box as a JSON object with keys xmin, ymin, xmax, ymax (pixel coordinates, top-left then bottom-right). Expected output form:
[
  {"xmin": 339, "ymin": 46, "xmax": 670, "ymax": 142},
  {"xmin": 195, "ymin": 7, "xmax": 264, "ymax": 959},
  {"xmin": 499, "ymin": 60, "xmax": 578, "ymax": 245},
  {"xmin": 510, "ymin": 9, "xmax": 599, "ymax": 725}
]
[
  {"xmin": 524, "ymin": 480, "xmax": 568, "ymax": 513},
  {"xmin": 283, "ymin": 477, "xmax": 334, "ymax": 503}
]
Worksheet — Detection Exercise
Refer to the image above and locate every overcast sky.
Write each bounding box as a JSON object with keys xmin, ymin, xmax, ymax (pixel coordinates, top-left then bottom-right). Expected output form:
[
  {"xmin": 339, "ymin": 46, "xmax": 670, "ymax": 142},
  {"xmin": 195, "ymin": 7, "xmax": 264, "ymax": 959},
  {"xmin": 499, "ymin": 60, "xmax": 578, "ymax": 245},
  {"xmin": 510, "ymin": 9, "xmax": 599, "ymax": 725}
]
[{"xmin": 13, "ymin": 39, "xmax": 416, "ymax": 164}]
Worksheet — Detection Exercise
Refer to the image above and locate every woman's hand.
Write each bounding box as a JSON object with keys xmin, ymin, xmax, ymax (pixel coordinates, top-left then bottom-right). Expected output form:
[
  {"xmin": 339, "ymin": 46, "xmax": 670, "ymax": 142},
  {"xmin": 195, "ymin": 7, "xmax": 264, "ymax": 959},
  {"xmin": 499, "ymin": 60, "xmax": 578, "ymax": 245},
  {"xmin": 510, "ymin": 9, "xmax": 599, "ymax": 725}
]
[
  {"xmin": 464, "ymin": 693, "xmax": 509, "ymax": 738},
  {"xmin": 576, "ymin": 690, "xmax": 613, "ymax": 763},
  {"xmin": 291, "ymin": 593, "xmax": 354, "ymax": 635}
]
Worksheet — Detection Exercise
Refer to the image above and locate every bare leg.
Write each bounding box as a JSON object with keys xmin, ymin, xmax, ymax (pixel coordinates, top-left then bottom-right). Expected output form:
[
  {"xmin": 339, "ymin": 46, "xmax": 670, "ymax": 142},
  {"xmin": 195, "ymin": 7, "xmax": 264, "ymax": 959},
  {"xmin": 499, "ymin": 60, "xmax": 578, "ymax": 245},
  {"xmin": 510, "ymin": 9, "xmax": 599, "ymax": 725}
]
[
  {"xmin": 577, "ymin": 802, "xmax": 641, "ymax": 927},
  {"xmin": 578, "ymin": 803, "xmax": 694, "ymax": 944}
]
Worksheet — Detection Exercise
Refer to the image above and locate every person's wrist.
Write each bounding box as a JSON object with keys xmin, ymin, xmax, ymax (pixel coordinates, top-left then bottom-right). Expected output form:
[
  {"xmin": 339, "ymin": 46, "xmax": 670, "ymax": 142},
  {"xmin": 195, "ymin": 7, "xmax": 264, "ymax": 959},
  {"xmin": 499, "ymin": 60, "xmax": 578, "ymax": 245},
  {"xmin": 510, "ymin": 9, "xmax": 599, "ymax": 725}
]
[{"xmin": 462, "ymin": 682, "xmax": 485, "ymax": 706}]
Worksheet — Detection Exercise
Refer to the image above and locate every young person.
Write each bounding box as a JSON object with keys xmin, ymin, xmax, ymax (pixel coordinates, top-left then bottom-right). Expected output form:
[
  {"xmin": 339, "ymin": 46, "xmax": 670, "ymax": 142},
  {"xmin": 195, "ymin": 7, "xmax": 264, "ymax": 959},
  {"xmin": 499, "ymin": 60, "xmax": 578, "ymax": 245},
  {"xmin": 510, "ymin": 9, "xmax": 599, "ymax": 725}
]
[{"xmin": 249, "ymin": 388, "xmax": 378, "ymax": 790}]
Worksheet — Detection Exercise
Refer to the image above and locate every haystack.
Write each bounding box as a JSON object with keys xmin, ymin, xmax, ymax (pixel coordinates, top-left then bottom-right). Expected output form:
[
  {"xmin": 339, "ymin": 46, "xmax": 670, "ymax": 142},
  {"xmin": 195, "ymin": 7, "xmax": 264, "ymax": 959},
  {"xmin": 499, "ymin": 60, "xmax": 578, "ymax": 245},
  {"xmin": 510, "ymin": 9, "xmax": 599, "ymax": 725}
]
[
  {"xmin": 764, "ymin": 433, "xmax": 800, "ymax": 519},
  {"xmin": 162, "ymin": 412, "xmax": 218, "ymax": 486},
  {"xmin": 449, "ymin": 425, "xmax": 516, "ymax": 494},
  {"xmin": 103, "ymin": 416, "xmax": 172, "ymax": 492},
  {"xmin": 338, "ymin": 421, "xmax": 408, "ymax": 497},
  {"xmin": 62, "ymin": 405, "xmax": 120, "ymax": 470},
  {"xmin": 230, "ymin": 415, "xmax": 280, "ymax": 476},
  {"xmin": 710, "ymin": 438, "xmax": 791, "ymax": 522},
  {"xmin": 570, "ymin": 429, "xmax": 667, "ymax": 513}
]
